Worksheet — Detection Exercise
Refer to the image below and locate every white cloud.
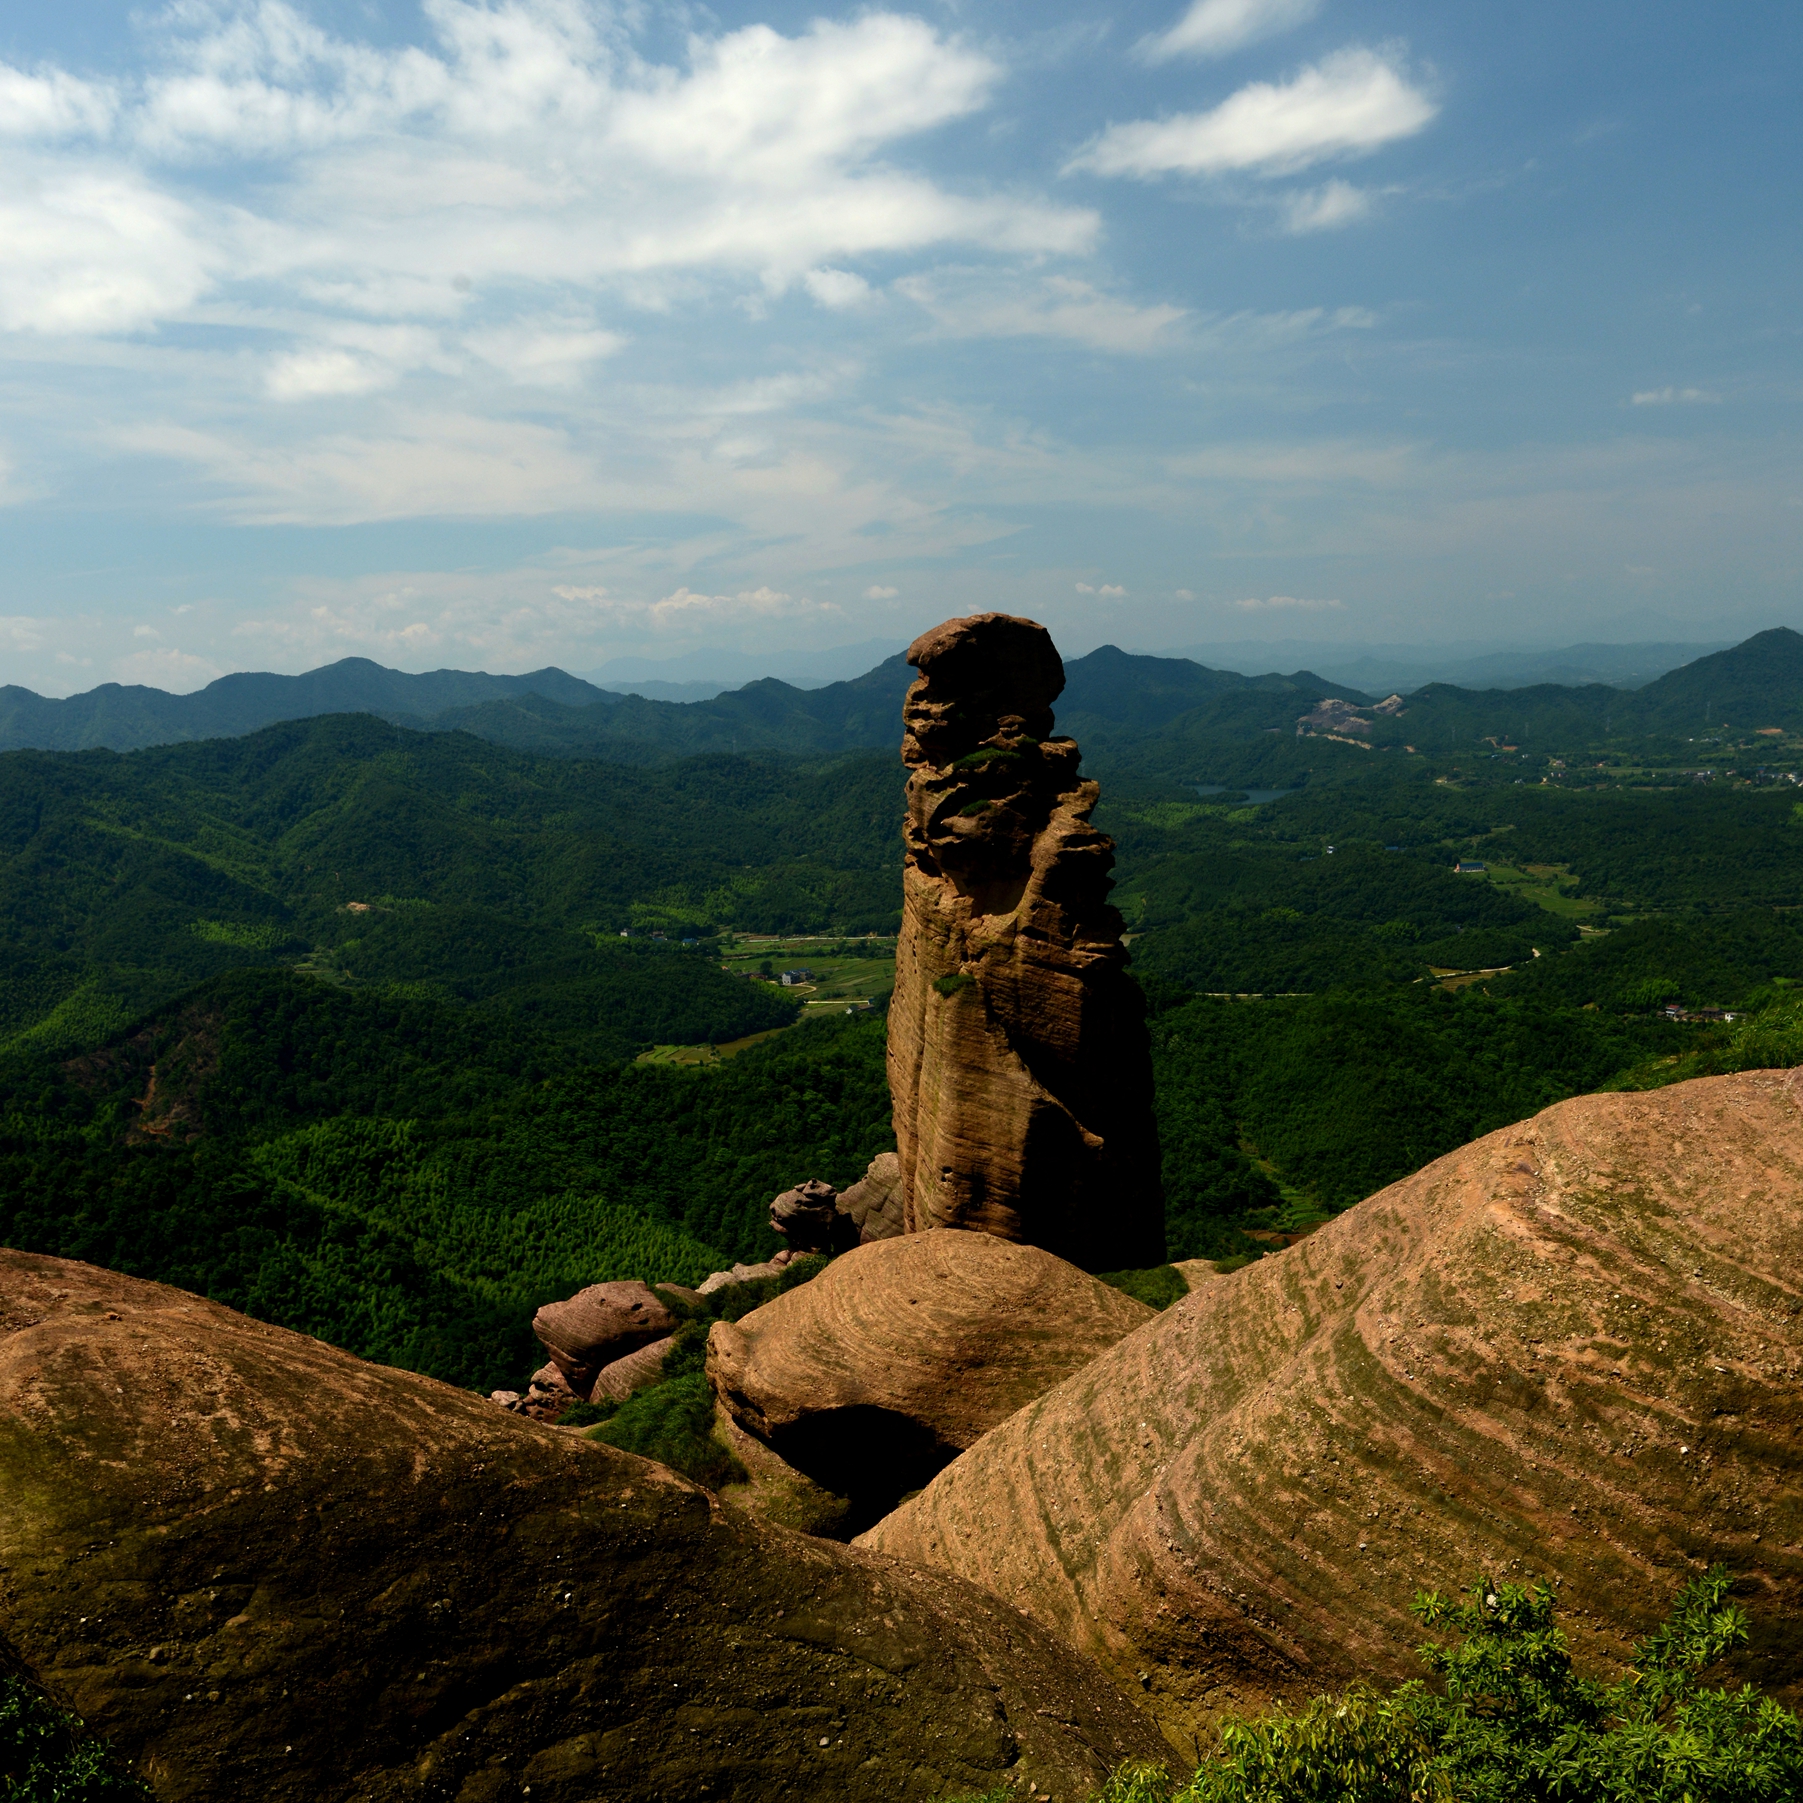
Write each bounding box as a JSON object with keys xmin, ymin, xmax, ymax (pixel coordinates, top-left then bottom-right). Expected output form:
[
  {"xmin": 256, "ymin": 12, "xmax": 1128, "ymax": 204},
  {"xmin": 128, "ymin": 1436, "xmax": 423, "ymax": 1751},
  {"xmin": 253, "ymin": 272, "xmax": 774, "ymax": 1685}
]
[
  {"xmin": 897, "ymin": 272, "xmax": 1185, "ymax": 352},
  {"xmin": 804, "ymin": 268, "xmax": 874, "ymax": 309},
  {"xmin": 1233, "ymin": 593, "xmax": 1344, "ymax": 609},
  {"xmin": 864, "ymin": 584, "xmax": 899, "ymax": 598},
  {"xmin": 0, "ymin": 62, "xmax": 118, "ymax": 138},
  {"xmin": 1139, "ymin": 0, "xmax": 1320, "ymax": 65},
  {"xmin": 1282, "ymin": 179, "xmax": 1372, "ymax": 232},
  {"xmin": 1631, "ymin": 387, "xmax": 1720, "ymax": 405},
  {"xmin": 1075, "ymin": 582, "xmax": 1126, "ymax": 595},
  {"xmin": 465, "ymin": 322, "xmax": 626, "ymax": 386},
  {"xmin": 1068, "ymin": 47, "xmax": 1437, "ymax": 180},
  {"xmin": 113, "ymin": 412, "xmax": 608, "ymax": 523},
  {"xmin": 1174, "ymin": 587, "xmax": 1195, "ymax": 599},
  {"xmin": 0, "ymin": 161, "xmax": 215, "ymax": 333},
  {"xmin": 265, "ymin": 346, "xmax": 398, "ymax": 399},
  {"xmin": 0, "ymin": 5, "xmax": 1095, "ymax": 351}
]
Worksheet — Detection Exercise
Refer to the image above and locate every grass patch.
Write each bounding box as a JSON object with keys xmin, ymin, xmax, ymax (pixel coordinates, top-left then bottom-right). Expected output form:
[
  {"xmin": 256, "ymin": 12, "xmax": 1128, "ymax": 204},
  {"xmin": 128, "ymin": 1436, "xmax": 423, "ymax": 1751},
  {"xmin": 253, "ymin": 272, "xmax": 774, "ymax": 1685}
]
[
  {"xmin": 585, "ymin": 1372, "xmax": 746, "ymax": 1488},
  {"xmin": 932, "ymin": 972, "xmax": 975, "ymax": 998}
]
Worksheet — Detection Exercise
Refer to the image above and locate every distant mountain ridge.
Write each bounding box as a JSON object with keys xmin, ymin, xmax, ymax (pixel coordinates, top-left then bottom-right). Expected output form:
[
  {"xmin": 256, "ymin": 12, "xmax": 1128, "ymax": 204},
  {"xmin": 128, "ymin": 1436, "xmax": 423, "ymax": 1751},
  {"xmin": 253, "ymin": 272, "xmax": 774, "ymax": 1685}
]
[
  {"xmin": 0, "ymin": 628, "xmax": 1792, "ymax": 764},
  {"xmin": 0, "ymin": 657, "xmax": 613, "ymax": 752}
]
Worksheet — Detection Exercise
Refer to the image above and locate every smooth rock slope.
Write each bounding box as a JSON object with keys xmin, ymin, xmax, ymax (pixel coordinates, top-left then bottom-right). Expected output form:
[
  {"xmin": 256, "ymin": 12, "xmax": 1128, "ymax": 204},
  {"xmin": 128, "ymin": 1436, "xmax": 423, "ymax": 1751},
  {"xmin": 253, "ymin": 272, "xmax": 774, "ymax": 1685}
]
[
  {"xmin": 0, "ymin": 1249, "xmax": 1168, "ymax": 1802},
  {"xmin": 863, "ymin": 1070, "xmax": 1803, "ymax": 1744},
  {"xmin": 708, "ymin": 1231, "xmax": 1154, "ymax": 1523},
  {"xmin": 887, "ymin": 614, "xmax": 1163, "ymax": 1270}
]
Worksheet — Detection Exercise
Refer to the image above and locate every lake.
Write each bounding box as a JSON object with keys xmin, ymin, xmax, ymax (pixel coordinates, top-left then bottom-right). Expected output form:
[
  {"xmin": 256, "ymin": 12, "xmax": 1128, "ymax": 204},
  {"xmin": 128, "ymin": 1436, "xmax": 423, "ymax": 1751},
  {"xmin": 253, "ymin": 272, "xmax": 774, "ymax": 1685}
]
[{"xmin": 1196, "ymin": 785, "xmax": 1303, "ymax": 805}]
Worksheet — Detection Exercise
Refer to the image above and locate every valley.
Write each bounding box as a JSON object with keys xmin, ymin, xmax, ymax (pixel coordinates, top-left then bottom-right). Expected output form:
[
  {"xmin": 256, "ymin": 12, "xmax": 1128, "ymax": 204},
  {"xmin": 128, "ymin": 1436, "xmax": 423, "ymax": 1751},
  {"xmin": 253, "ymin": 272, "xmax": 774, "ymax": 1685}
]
[{"xmin": 3, "ymin": 621, "xmax": 1803, "ymax": 1800}]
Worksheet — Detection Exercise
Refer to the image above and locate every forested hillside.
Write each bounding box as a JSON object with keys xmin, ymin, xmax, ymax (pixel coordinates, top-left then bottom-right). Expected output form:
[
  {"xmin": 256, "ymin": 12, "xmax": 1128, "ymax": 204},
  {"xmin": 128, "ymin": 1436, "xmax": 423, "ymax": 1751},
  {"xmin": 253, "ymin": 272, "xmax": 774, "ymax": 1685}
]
[{"xmin": 4, "ymin": 628, "xmax": 1802, "ymax": 1401}]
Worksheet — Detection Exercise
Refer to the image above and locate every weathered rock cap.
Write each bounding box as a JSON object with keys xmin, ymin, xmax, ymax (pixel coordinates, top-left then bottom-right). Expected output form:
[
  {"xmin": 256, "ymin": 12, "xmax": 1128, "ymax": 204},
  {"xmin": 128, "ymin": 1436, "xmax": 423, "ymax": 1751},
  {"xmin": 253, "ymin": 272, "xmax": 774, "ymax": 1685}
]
[
  {"xmin": 707, "ymin": 1229, "xmax": 1153, "ymax": 1528},
  {"xmin": 903, "ymin": 614, "xmax": 1066, "ymax": 767},
  {"xmin": 533, "ymin": 1279, "xmax": 677, "ymax": 1397},
  {"xmin": 769, "ymin": 1178, "xmax": 856, "ymax": 1254}
]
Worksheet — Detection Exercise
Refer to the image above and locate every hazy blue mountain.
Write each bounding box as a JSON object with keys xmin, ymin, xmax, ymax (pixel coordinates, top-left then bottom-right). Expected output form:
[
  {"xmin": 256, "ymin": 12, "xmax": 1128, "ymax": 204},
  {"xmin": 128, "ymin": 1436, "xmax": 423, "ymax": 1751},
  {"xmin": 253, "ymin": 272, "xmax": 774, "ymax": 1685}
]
[
  {"xmin": 0, "ymin": 657, "xmax": 614, "ymax": 752},
  {"xmin": 1177, "ymin": 638, "xmax": 1729, "ymax": 696}
]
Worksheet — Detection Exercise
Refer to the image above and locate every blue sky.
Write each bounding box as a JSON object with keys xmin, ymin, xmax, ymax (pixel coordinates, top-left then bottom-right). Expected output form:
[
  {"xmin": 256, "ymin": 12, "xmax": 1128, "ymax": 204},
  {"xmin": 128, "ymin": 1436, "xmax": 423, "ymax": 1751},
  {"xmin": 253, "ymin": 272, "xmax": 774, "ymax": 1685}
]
[{"xmin": 0, "ymin": 0, "xmax": 1797, "ymax": 692}]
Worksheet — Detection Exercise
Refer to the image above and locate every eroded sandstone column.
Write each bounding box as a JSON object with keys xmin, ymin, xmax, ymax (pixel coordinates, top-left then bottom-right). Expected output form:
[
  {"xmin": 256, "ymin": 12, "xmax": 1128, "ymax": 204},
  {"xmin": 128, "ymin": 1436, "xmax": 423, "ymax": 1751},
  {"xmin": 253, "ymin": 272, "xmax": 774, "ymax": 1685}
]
[{"xmin": 887, "ymin": 613, "xmax": 1163, "ymax": 1270}]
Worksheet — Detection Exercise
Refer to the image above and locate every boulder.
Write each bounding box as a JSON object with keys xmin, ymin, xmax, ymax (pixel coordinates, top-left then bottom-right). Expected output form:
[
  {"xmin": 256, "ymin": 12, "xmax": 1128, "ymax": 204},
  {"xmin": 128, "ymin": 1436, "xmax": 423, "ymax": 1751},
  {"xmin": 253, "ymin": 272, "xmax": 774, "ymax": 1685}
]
[
  {"xmin": 838, "ymin": 1152, "xmax": 906, "ymax": 1243},
  {"xmin": 532, "ymin": 1279, "xmax": 677, "ymax": 1397},
  {"xmin": 519, "ymin": 1357, "xmax": 579, "ymax": 1421},
  {"xmin": 769, "ymin": 1177, "xmax": 855, "ymax": 1254},
  {"xmin": 863, "ymin": 1070, "xmax": 1803, "ymax": 1742},
  {"xmin": 887, "ymin": 613, "xmax": 1163, "ymax": 1271},
  {"xmin": 0, "ymin": 1248, "xmax": 1169, "ymax": 1802},
  {"xmin": 707, "ymin": 1230, "xmax": 1154, "ymax": 1527},
  {"xmin": 589, "ymin": 1334, "xmax": 675, "ymax": 1403}
]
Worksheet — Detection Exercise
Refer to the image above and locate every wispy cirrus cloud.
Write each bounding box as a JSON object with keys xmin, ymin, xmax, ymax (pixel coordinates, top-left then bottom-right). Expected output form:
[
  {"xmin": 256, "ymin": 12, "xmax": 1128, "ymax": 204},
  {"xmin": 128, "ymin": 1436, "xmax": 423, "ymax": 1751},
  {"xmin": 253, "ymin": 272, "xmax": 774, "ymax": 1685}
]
[
  {"xmin": 896, "ymin": 270, "xmax": 1185, "ymax": 352},
  {"xmin": 1138, "ymin": 0, "xmax": 1320, "ymax": 65},
  {"xmin": 1067, "ymin": 46, "xmax": 1436, "ymax": 180},
  {"xmin": 1631, "ymin": 386, "xmax": 1720, "ymax": 405}
]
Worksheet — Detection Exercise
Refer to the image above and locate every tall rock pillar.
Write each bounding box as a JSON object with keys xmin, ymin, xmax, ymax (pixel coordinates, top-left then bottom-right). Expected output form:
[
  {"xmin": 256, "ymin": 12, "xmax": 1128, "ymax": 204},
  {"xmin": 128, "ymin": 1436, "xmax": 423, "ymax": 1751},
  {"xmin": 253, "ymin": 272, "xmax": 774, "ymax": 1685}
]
[{"xmin": 887, "ymin": 613, "xmax": 1164, "ymax": 1271}]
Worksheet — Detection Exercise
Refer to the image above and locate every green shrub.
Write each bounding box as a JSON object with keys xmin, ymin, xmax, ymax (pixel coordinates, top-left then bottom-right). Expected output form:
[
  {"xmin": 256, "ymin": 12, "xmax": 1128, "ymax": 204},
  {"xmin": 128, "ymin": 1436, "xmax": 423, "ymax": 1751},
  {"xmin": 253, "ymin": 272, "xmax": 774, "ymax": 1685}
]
[
  {"xmin": 0, "ymin": 1676, "xmax": 149, "ymax": 1801},
  {"xmin": 585, "ymin": 1372, "xmax": 746, "ymax": 1489},
  {"xmin": 1097, "ymin": 1265, "xmax": 1191, "ymax": 1311},
  {"xmin": 1106, "ymin": 1566, "xmax": 1803, "ymax": 1803},
  {"xmin": 933, "ymin": 972, "xmax": 975, "ymax": 998}
]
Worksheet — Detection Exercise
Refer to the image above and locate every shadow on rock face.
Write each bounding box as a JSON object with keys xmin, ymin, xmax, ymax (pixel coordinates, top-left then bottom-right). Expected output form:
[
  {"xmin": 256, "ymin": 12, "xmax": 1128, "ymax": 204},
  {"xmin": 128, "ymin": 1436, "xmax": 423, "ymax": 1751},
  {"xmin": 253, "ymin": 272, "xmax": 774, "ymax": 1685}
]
[{"xmin": 762, "ymin": 1404, "xmax": 963, "ymax": 1536}]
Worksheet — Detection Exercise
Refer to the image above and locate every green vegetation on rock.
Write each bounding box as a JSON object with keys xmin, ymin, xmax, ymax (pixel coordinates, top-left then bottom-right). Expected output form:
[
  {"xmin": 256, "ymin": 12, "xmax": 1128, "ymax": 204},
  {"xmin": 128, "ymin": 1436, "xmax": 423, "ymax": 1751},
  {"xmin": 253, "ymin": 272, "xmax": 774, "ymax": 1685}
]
[{"xmin": 1077, "ymin": 1568, "xmax": 1801, "ymax": 1803}]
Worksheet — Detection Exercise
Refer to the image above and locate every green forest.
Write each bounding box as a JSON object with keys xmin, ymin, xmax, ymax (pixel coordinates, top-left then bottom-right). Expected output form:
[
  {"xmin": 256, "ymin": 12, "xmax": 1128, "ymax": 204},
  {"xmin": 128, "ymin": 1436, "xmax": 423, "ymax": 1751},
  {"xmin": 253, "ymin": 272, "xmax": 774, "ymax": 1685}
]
[{"xmin": 4, "ymin": 633, "xmax": 1803, "ymax": 1399}]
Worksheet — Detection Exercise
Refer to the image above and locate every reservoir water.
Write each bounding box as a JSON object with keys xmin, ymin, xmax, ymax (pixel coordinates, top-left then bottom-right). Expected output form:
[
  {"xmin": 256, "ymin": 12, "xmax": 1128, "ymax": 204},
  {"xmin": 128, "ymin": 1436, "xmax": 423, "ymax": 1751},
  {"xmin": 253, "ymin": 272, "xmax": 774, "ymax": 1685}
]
[{"xmin": 1196, "ymin": 785, "xmax": 1302, "ymax": 805}]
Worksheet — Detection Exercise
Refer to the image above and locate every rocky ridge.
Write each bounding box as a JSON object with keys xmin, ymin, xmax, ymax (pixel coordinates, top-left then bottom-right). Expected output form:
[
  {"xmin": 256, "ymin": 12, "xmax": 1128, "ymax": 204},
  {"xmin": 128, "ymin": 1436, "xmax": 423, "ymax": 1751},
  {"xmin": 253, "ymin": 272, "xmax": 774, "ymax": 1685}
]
[{"xmin": 864, "ymin": 1069, "xmax": 1803, "ymax": 1742}]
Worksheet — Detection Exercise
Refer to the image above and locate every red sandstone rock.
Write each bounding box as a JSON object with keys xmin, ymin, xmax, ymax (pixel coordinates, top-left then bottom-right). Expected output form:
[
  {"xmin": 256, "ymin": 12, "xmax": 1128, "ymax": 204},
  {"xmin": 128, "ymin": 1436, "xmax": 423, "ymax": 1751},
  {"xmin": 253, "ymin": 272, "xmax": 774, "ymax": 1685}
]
[
  {"xmin": 532, "ymin": 1279, "xmax": 677, "ymax": 1397},
  {"xmin": 887, "ymin": 614, "xmax": 1163, "ymax": 1271},
  {"xmin": 863, "ymin": 1069, "xmax": 1803, "ymax": 1741},
  {"xmin": 839, "ymin": 1152, "xmax": 906, "ymax": 1243},
  {"xmin": 707, "ymin": 1229, "xmax": 1153, "ymax": 1523},
  {"xmin": 589, "ymin": 1334, "xmax": 675, "ymax": 1403},
  {"xmin": 0, "ymin": 1248, "xmax": 1169, "ymax": 1801}
]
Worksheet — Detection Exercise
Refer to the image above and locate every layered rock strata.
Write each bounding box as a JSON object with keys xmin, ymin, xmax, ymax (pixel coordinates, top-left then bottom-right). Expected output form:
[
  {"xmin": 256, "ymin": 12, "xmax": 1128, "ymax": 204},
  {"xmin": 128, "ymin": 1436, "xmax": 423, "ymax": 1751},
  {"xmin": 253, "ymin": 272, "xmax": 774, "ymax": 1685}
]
[
  {"xmin": 838, "ymin": 1152, "xmax": 906, "ymax": 1242},
  {"xmin": 708, "ymin": 1230, "xmax": 1154, "ymax": 1525},
  {"xmin": 863, "ymin": 1069, "xmax": 1803, "ymax": 1741},
  {"xmin": 532, "ymin": 1278, "xmax": 677, "ymax": 1398},
  {"xmin": 888, "ymin": 613, "xmax": 1162, "ymax": 1270},
  {"xmin": 0, "ymin": 1248, "xmax": 1169, "ymax": 1802}
]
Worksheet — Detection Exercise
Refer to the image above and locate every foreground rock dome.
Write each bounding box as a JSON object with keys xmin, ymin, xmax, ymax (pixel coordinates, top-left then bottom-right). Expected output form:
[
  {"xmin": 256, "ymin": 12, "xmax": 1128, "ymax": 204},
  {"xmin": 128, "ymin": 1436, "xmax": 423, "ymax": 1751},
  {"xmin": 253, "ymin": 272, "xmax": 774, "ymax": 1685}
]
[
  {"xmin": 0, "ymin": 1249, "xmax": 1168, "ymax": 1801},
  {"xmin": 863, "ymin": 1068, "xmax": 1803, "ymax": 1743}
]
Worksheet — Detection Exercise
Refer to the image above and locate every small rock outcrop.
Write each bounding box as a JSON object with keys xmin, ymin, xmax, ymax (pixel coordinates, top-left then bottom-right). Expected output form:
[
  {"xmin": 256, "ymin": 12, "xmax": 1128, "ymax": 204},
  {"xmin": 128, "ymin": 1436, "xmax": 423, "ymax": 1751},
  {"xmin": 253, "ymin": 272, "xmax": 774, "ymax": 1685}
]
[
  {"xmin": 589, "ymin": 1335, "xmax": 676, "ymax": 1403},
  {"xmin": 770, "ymin": 1177, "xmax": 857, "ymax": 1253},
  {"xmin": 838, "ymin": 1152, "xmax": 906, "ymax": 1242},
  {"xmin": 888, "ymin": 613, "xmax": 1163, "ymax": 1271},
  {"xmin": 863, "ymin": 1069, "xmax": 1803, "ymax": 1741},
  {"xmin": 0, "ymin": 1248, "xmax": 1169, "ymax": 1802},
  {"xmin": 707, "ymin": 1230, "xmax": 1154, "ymax": 1526},
  {"xmin": 532, "ymin": 1279, "xmax": 677, "ymax": 1397}
]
